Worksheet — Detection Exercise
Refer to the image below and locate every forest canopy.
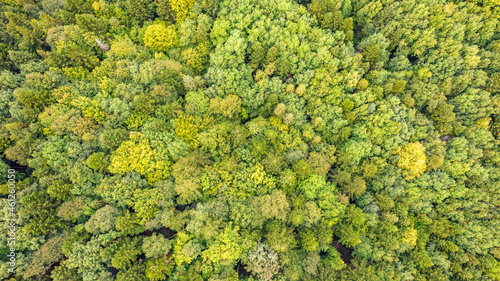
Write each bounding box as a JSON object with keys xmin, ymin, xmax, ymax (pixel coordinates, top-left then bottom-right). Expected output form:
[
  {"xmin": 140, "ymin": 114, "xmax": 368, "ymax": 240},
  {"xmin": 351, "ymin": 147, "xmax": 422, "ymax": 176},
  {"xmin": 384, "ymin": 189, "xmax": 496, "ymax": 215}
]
[{"xmin": 0, "ymin": 0, "xmax": 500, "ymax": 280}]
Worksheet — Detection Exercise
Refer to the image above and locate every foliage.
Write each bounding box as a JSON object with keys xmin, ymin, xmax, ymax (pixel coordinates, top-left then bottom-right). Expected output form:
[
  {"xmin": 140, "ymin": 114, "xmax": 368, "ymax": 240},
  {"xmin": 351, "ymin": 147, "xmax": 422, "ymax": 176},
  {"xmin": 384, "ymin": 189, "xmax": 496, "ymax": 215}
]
[
  {"xmin": 108, "ymin": 132, "xmax": 172, "ymax": 184},
  {"xmin": 145, "ymin": 256, "xmax": 174, "ymax": 281},
  {"xmin": 85, "ymin": 205, "xmax": 120, "ymax": 234},
  {"xmin": 1, "ymin": 0, "xmax": 500, "ymax": 279},
  {"xmin": 169, "ymin": 0, "xmax": 196, "ymax": 22},
  {"xmin": 396, "ymin": 142, "xmax": 427, "ymax": 180},
  {"xmin": 143, "ymin": 22, "xmax": 178, "ymax": 52},
  {"xmin": 246, "ymin": 243, "xmax": 281, "ymax": 281}
]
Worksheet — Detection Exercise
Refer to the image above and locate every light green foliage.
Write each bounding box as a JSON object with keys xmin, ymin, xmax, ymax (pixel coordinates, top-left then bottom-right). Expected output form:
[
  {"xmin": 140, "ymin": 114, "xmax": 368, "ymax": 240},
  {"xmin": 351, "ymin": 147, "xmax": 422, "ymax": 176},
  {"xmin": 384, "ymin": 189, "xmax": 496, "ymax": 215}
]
[
  {"xmin": 303, "ymin": 201, "xmax": 322, "ymax": 227},
  {"xmin": 202, "ymin": 224, "xmax": 245, "ymax": 267},
  {"xmin": 145, "ymin": 256, "xmax": 175, "ymax": 281},
  {"xmin": 115, "ymin": 212, "xmax": 146, "ymax": 236},
  {"xmin": 95, "ymin": 172, "xmax": 148, "ymax": 208},
  {"xmin": 323, "ymin": 247, "xmax": 346, "ymax": 271},
  {"xmin": 111, "ymin": 237, "xmax": 141, "ymax": 270},
  {"xmin": 47, "ymin": 179, "xmax": 72, "ymax": 201},
  {"xmin": 246, "ymin": 243, "xmax": 281, "ymax": 281},
  {"xmin": 174, "ymin": 114, "xmax": 202, "ymax": 148},
  {"xmin": 85, "ymin": 205, "xmax": 120, "ymax": 234},
  {"xmin": 182, "ymin": 47, "xmax": 205, "ymax": 73},
  {"xmin": 172, "ymin": 231, "xmax": 203, "ymax": 266},
  {"xmin": 19, "ymin": 189, "xmax": 66, "ymax": 235},
  {"xmin": 142, "ymin": 233, "xmax": 172, "ymax": 259},
  {"xmin": 57, "ymin": 197, "xmax": 85, "ymax": 221},
  {"xmin": 85, "ymin": 152, "xmax": 110, "ymax": 172},
  {"xmin": 50, "ymin": 263, "xmax": 80, "ymax": 281},
  {"xmin": 300, "ymin": 228, "xmax": 319, "ymax": 252},
  {"xmin": 171, "ymin": 151, "xmax": 209, "ymax": 203},
  {"xmin": 111, "ymin": 36, "xmax": 138, "ymax": 59},
  {"xmin": 335, "ymin": 205, "xmax": 366, "ymax": 248},
  {"xmin": 65, "ymin": 231, "xmax": 121, "ymax": 279},
  {"xmin": 115, "ymin": 263, "xmax": 148, "ymax": 281},
  {"xmin": 265, "ymin": 221, "xmax": 297, "ymax": 253},
  {"xmin": 209, "ymin": 94, "xmax": 242, "ymax": 119},
  {"xmin": 129, "ymin": 188, "xmax": 164, "ymax": 224},
  {"xmin": 185, "ymin": 89, "xmax": 210, "ymax": 116},
  {"xmin": 258, "ymin": 189, "xmax": 290, "ymax": 221},
  {"xmin": 299, "ymin": 174, "xmax": 327, "ymax": 200},
  {"xmin": 62, "ymin": 226, "xmax": 91, "ymax": 257}
]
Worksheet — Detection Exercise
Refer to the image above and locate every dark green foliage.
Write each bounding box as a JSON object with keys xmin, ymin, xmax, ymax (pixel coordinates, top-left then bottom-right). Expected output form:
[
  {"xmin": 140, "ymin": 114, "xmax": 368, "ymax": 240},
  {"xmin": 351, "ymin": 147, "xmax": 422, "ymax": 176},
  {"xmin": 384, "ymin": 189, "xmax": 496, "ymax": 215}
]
[
  {"xmin": 47, "ymin": 179, "xmax": 72, "ymax": 201},
  {"xmin": 266, "ymin": 46, "xmax": 278, "ymax": 64},
  {"xmin": 75, "ymin": 14, "xmax": 108, "ymax": 35},
  {"xmin": 250, "ymin": 42, "xmax": 265, "ymax": 69},
  {"xmin": 99, "ymin": 128, "xmax": 129, "ymax": 151},
  {"xmin": 127, "ymin": 0, "xmax": 154, "ymax": 23},
  {"xmin": 154, "ymin": 0, "xmax": 176, "ymax": 23},
  {"xmin": 335, "ymin": 205, "xmax": 366, "ymax": 248},
  {"xmin": 19, "ymin": 188, "xmax": 67, "ymax": 235},
  {"xmin": 321, "ymin": 11, "xmax": 343, "ymax": 30},
  {"xmin": 277, "ymin": 58, "xmax": 291, "ymax": 79},
  {"xmin": 362, "ymin": 44, "xmax": 381, "ymax": 65}
]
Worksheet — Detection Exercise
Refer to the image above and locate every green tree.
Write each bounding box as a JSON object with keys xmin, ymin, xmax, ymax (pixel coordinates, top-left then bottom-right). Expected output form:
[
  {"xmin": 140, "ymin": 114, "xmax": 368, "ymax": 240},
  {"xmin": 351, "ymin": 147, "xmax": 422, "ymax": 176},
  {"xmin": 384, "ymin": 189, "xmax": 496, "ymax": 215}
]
[
  {"xmin": 202, "ymin": 224, "xmax": 247, "ymax": 268},
  {"xmin": 145, "ymin": 256, "xmax": 175, "ymax": 281},
  {"xmin": 85, "ymin": 205, "xmax": 120, "ymax": 234},
  {"xmin": 127, "ymin": 0, "xmax": 154, "ymax": 22},
  {"xmin": 85, "ymin": 152, "xmax": 110, "ymax": 172},
  {"xmin": 335, "ymin": 205, "xmax": 366, "ymax": 248},
  {"xmin": 143, "ymin": 233, "xmax": 172, "ymax": 259},
  {"xmin": 23, "ymin": 232, "xmax": 70, "ymax": 278}
]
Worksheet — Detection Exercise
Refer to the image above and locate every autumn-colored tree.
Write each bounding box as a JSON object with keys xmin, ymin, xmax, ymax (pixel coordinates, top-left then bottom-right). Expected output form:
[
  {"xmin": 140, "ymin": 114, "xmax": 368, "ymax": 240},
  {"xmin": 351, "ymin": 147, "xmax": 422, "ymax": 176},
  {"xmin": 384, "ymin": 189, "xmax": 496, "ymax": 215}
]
[
  {"xmin": 143, "ymin": 22, "xmax": 178, "ymax": 52},
  {"xmin": 396, "ymin": 142, "xmax": 427, "ymax": 180}
]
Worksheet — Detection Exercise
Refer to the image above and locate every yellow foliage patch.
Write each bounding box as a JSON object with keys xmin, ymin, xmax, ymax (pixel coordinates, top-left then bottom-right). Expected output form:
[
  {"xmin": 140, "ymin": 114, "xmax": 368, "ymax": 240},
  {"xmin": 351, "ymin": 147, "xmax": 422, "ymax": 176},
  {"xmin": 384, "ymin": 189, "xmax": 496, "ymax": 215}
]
[
  {"xmin": 108, "ymin": 132, "xmax": 171, "ymax": 184},
  {"xmin": 396, "ymin": 142, "xmax": 427, "ymax": 180},
  {"xmin": 169, "ymin": 0, "xmax": 196, "ymax": 22},
  {"xmin": 143, "ymin": 23, "xmax": 178, "ymax": 52}
]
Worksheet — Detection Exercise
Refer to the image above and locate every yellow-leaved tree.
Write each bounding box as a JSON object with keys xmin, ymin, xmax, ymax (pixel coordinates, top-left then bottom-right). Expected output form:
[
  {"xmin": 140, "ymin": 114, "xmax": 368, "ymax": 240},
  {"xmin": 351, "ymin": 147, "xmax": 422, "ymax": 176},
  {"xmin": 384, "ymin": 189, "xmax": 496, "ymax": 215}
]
[
  {"xmin": 396, "ymin": 142, "xmax": 427, "ymax": 180},
  {"xmin": 108, "ymin": 132, "xmax": 171, "ymax": 184},
  {"xmin": 169, "ymin": 0, "xmax": 196, "ymax": 22},
  {"xmin": 143, "ymin": 22, "xmax": 178, "ymax": 52}
]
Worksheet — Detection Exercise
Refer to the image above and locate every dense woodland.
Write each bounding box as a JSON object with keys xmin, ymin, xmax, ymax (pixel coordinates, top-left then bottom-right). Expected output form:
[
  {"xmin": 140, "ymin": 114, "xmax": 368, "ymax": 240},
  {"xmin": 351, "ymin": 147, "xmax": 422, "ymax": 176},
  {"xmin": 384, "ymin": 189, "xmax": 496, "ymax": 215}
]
[{"xmin": 0, "ymin": 0, "xmax": 499, "ymax": 280}]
